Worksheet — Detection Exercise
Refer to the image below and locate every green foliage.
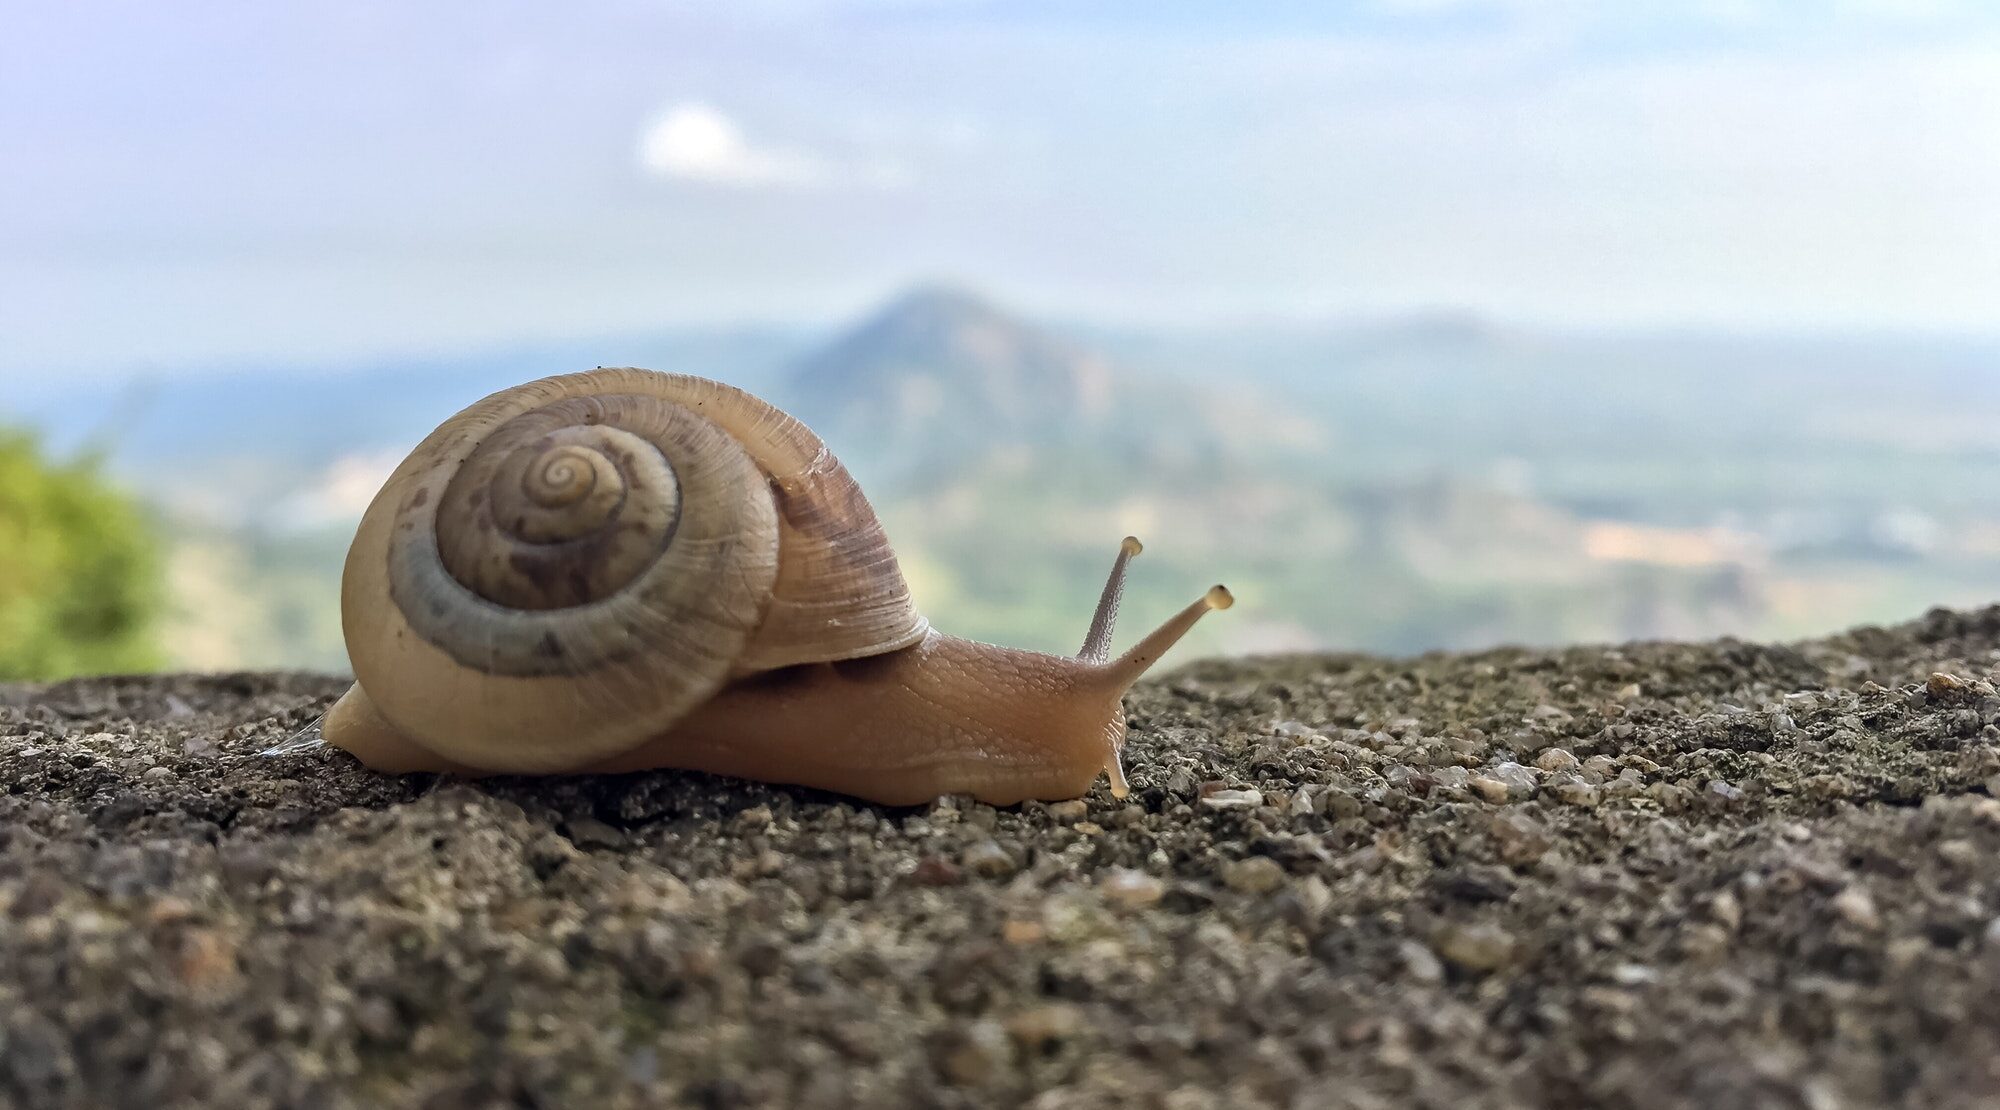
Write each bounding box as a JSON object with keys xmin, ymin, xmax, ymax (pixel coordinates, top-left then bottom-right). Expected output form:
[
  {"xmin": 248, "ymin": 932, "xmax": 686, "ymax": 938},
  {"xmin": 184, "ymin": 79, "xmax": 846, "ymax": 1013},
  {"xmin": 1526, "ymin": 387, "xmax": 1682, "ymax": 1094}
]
[{"xmin": 0, "ymin": 430, "xmax": 162, "ymax": 679}]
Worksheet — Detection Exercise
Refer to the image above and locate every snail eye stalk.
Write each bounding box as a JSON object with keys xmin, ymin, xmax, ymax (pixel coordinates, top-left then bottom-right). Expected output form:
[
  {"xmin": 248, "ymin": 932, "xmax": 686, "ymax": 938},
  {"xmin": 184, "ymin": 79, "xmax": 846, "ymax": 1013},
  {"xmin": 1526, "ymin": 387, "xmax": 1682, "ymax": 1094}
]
[
  {"xmin": 1078, "ymin": 536, "xmax": 1143, "ymax": 664},
  {"xmin": 1096, "ymin": 585, "xmax": 1233, "ymax": 693}
]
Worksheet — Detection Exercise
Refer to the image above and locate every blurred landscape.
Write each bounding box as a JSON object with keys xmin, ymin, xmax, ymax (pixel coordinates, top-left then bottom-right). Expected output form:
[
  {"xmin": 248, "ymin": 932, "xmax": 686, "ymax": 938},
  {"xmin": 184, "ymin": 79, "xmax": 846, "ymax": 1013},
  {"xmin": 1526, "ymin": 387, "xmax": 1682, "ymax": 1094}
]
[
  {"xmin": 7, "ymin": 283, "xmax": 1996, "ymax": 673},
  {"xmin": 4, "ymin": 3, "xmax": 1996, "ymax": 678}
]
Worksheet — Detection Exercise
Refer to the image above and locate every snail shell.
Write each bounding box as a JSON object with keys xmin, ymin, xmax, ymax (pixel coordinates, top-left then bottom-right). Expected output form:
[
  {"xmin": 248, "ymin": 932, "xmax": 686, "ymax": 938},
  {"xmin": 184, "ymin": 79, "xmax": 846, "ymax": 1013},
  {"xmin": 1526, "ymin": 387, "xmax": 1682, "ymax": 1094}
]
[{"xmin": 338, "ymin": 368, "xmax": 926, "ymax": 773}]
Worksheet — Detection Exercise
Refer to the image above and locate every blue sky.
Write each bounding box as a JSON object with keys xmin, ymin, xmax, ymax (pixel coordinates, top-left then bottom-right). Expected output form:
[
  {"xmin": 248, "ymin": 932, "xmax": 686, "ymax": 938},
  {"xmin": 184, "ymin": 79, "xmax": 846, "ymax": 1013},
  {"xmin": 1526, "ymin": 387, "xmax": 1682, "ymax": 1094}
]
[{"xmin": 3, "ymin": 0, "xmax": 1997, "ymax": 379}]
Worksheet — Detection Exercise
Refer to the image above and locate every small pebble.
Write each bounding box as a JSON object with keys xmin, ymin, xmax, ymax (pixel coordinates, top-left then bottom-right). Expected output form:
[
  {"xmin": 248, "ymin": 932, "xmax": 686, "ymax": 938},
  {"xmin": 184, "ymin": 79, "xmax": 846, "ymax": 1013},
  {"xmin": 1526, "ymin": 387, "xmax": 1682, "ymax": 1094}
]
[
  {"xmin": 173, "ymin": 928, "xmax": 238, "ymax": 989},
  {"xmin": 624, "ymin": 1047, "xmax": 660, "ymax": 1085},
  {"xmin": 142, "ymin": 766, "xmax": 173, "ymax": 781},
  {"xmin": 354, "ymin": 996, "xmax": 401, "ymax": 1042},
  {"xmin": 1489, "ymin": 811, "xmax": 1552, "ymax": 865},
  {"xmin": 1277, "ymin": 875, "xmax": 1334, "ymax": 929},
  {"xmin": 1433, "ymin": 923, "xmax": 1520, "ymax": 972},
  {"xmin": 1648, "ymin": 782, "xmax": 1692, "ymax": 811},
  {"xmin": 1708, "ymin": 890, "xmax": 1743, "ymax": 930},
  {"xmin": 909, "ymin": 856, "xmax": 963, "ymax": 887},
  {"xmin": 146, "ymin": 897, "xmax": 196, "ymax": 925},
  {"xmin": 736, "ymin": 940, "xmax": 784, "ymax": 978},
  {"xmin": 1832, "ymin": 885, "xmax": 1881, "ymax": 930},
  {"xmin": 1604, "ymin": 769, "xmax": 1647, "ymax": 796},
  {"xmin": 1801, "ymin": 774, "xmax": 1855, "ymax": 800},
  {"xmin": 1045, "ymin": 800, "xmax": 1088, "ymax": 823},
  {"xmin": 1611, "ymin": 963, "xmax": 1658, "ymax": 985},
  {"xmin": 935, "ymin": 1021, "xmax": 1011, "ymax": 1086},
  {"xmin": 1929, "ymin": 672, "xmax": 1968, "ymax": 698},
  {"xmin": 1679, "ymin": 923, "xmax": 1731, "ymax": 961},
  {"xmin": 1200, "ymin": 788, "xmax": 1264, "ymax": 811},
  {"xmin": 1938, "ymin": 839, "xmax": 1978, "ymax": 868},
  {"xmin": 561, "ymin": 817, "xmax": 626, "ymax": 849},
  {"xmin": 1470, "ymin": 777, "xmax": 1511, "ymax": 803},
  {"xmin": 1100, "ymin": 869, "xmax": 1165, "ymax": 909},
  {"xmin": 1001, "ymin": 919, "xmax": 1044, "ymax": 945},
  {"xmin": 1004, "ymin": 1004, "xmax": 1082, "ymax": 1052},
  {"xmin": 1528, "ymin": 748, "xmax": 1576, "ymax": 772},
  {"xmin": 1554, "ymin": 781, "xmax": 1601, "ymax": 808},
  {"xmin": 1221, "ymin": 857, "xmax": 1286, "ymax": 895},
  {"xmin": 1490, "ymin": 761, "xmax": 1538, "ymax": 791},
  {"xmin": 960, "ymin": 840, "xmax": 1017, "ymax": 879},
  {"xmin": 1399, "ymin": 940, "xmax": 1444, "ymax": 983}
]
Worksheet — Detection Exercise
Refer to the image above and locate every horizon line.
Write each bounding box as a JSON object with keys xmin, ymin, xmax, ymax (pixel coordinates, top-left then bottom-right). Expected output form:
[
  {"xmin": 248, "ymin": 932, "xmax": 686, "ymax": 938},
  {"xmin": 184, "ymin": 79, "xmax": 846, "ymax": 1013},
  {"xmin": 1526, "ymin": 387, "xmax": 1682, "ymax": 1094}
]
[{"xmin": 6, "ymin": 286, "xmax": 1999, "ymax": 388}]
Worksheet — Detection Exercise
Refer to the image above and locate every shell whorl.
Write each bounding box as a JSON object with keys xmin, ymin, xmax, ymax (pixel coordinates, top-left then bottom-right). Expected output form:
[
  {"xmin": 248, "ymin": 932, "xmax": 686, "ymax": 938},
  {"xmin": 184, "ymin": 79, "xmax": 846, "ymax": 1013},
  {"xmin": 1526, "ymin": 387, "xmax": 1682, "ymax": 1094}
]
[
  {"xmin": 339, "ymin": 368, "xmax": 928, "ymax": 773},
  {"xmin": 389, "ymin": 395, "xmax": 731, "ymax": 677}
]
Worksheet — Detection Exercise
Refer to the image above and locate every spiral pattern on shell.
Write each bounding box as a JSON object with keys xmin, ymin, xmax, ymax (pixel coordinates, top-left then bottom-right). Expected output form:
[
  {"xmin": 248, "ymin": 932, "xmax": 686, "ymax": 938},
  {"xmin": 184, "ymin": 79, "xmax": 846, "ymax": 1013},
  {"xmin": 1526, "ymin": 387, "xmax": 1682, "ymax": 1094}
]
[
  {"xmin": 444, "ymin": 429, "xmax": 670, "ymax": 604},
  {"xmin": 336, "ymin": 368, "xmax": 926, "ymax": 773},
  {"xmin": 385, "ymin": 394, "xmax": 769, "ymax": 678}
]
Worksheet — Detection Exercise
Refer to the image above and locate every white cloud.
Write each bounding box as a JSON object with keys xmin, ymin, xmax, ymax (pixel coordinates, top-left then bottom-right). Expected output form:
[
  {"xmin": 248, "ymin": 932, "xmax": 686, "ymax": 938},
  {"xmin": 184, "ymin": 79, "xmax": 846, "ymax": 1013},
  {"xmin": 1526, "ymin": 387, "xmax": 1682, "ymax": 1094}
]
[
  {"xmin": 269, "ymin": 448, "xmax": 407, "ymax": 532},
  {"xmin": 637, "ymin": 103, "xmax": 826, "ymax": 187}
]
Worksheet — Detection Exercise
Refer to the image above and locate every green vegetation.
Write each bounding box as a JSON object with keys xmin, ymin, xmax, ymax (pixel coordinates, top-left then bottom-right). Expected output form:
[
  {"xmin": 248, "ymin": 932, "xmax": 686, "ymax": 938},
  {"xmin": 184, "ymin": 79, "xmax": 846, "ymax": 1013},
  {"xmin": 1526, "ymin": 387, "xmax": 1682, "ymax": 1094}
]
[{"xmin": 0, "ymin": 430, "xmax": 162, "ymax": 679}]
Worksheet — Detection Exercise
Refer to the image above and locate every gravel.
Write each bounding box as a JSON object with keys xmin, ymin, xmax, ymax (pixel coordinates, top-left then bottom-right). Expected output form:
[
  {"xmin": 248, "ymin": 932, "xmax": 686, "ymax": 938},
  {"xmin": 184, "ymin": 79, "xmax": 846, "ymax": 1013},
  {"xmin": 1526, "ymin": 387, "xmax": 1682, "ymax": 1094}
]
[{"xmin": 5, "ymin": 605, "xmax": 2000, "ymax": 1108}]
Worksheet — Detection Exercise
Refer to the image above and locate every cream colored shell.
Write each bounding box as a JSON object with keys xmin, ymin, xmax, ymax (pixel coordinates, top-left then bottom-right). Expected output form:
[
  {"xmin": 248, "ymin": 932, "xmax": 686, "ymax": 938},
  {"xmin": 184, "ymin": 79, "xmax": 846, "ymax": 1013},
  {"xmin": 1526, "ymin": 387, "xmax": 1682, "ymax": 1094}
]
[{"xmin": 339, "ymin": 368, "xmax": 927, "ymax": 773}]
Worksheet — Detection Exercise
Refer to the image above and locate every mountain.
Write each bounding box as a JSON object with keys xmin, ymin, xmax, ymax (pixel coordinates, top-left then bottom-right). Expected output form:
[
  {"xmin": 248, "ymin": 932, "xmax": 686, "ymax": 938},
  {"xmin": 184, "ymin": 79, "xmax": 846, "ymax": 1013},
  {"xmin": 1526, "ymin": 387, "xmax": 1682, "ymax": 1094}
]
[
  {"xmin": 778, "ymin": 285, "xmax": 1314, "ymax": 490},
  {"xmin": 789, "ymin": 285, "xmax": 1119, "ymax": 436}
]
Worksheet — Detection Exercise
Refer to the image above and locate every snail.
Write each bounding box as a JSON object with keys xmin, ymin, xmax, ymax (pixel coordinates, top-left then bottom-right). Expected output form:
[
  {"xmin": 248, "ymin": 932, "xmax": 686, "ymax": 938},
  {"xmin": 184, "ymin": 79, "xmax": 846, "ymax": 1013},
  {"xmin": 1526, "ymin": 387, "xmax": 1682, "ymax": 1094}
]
[{"xmin": 317, "ymin": 368, "xmax": 1230, "ymax": 805}]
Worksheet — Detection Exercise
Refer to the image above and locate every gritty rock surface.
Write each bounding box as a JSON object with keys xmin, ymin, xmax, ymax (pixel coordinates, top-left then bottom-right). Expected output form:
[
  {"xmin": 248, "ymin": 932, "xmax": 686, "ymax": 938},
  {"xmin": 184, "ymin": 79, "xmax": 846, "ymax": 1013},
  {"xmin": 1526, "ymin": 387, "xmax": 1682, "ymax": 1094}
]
[{"xmin": 6, "ymin": 606, "xmax": 2000, "ymax": 1108}]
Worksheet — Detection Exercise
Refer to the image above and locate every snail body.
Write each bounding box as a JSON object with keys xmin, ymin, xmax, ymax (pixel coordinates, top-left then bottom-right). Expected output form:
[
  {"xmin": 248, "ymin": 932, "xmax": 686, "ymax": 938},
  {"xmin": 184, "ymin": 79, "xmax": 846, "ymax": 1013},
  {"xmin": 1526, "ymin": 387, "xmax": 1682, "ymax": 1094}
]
[{"xmin": 321, "ymin": 368, "xmax": 1229, "ymax": 805}]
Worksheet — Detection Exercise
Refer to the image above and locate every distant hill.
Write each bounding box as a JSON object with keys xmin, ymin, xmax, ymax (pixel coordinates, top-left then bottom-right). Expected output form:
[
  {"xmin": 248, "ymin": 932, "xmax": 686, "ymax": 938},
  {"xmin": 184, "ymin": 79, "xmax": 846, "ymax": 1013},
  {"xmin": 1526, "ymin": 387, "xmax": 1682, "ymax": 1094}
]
[
  {"xmin": 789, "ymin": 285, "xmax": 1119, "ymax": 438},
  {"xmin": 777, "ymin": 285, "xmax": 1316, "ymax": 491}
]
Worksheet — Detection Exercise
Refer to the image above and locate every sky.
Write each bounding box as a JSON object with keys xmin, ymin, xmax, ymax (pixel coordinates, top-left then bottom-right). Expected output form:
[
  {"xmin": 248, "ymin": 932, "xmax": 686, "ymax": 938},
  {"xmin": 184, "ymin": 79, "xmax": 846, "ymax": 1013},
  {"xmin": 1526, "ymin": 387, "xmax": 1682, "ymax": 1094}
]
[{"xmin": 3, "ymin": 0, "xmax": 1998, "ymax": 380}]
